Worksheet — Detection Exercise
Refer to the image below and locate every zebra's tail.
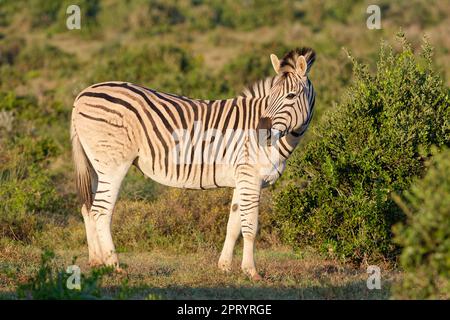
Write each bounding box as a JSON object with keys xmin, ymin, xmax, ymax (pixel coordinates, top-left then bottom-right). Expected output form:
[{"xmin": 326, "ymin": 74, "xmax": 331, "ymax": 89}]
[{"xmin": 71, "ymin": 120, "xmax": 94, "ymax": 211}]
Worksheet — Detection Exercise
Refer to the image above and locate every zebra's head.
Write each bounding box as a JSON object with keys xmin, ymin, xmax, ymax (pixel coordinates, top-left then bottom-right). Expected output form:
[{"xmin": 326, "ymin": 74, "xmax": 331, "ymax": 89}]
[{"xmin": 258, "ymin": 47, "xmax": 316, "ymax": 144}]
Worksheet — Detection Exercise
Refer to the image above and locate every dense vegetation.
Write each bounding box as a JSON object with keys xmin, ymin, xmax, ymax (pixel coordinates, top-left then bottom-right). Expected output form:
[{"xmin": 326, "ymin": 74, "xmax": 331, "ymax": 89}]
[
  {"xmin": 0, "ymin": 0, "xmax": 449, "ymax": 299},
  {"xmin": 393, "ymin": 147, "xmax": 450, "ymax": 299},
  {"xmin": 274, "ymin": 35, "xmax": 449, "ymax": 263}
]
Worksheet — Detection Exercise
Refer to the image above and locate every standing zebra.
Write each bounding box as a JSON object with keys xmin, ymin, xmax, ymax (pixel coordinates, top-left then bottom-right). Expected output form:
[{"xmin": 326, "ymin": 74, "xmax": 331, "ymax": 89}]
[{"xmin": 71, "ymin": 47, "xmax": 316, "ymax": 280}]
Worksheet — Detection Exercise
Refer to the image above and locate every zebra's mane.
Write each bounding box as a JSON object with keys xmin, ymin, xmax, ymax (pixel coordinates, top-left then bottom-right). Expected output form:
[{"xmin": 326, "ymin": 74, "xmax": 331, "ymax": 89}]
[
  {"xmin": 280, "ymin": 47, "xmax": 316, "ymax": 74},
  {"xmin": 240, "ymin": 77, "xmax": 276, "ymax": 98}
]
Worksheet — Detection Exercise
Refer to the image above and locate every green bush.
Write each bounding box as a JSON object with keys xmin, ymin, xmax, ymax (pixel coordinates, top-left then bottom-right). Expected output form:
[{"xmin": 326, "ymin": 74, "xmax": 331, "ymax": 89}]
[
  {"xmin": 274, "ymin": 34, "xmax": 450, "ymax": 263},
  {"xmin": 0, "ymin": 1, "xmax": 15, "ymax": 27},
  {"xmin": 29, "ymin": 0, "xmax": 63, "ymax": 28},
  {"xmin": 0, "ymin": 37, "xmax": 24, "ymax": 66},
  {"xmin": 0, "ymin": 136, "xmax": 60, "ymax": 242},
  {"xmin": 383, "ymin": 0, "xmax": 447, "ymax": 29},
  {"xmin": 17, "ymin": 44, "xmax": 79, "ymax": 77},
  {"xmin": 145, "ymin": 1, "xmax": 185, "ymax": 32},
  {"xmin": 0, "ymin": 92, "xmax": 62, "ymax": 243},
  {"xmin": 392, "ymin": 147, "xmax": 450, "ymax": 299},
  {"xmin": 133, "ymin": 0, "xmax": 298, "ymax": 33},
  {"xmin": 0, "ymin": 38, "xmax": 26, "ymax": 89},
  {"xmin": 296, "ymin": 0, "xmax": 357, "ymax": 31},
  {"xmin": 207, "ymin": 0, "xmax": 296, "ymax": 31},
  {"xmin": 1, "ymin": 42, "xmax": 79, "ymax": 88}
]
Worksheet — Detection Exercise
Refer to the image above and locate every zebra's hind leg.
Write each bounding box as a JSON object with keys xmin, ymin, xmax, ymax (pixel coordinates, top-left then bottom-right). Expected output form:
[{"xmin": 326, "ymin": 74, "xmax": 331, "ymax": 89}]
[
  {"xmin": 218, "ymin": 189, "xmax": 241, "ymax": 272},
  {"xmin": 90, "ymin": 163, "xmax": 130, "ymax": 270},
  {"xmin": 81, "ymin": 204, "xmax": 103, "ymax": 267}
]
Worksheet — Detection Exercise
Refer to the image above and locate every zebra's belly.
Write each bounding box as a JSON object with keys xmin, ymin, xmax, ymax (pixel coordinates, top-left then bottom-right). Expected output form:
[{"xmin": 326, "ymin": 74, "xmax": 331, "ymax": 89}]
[{"xmin": 137, "ymin": 160, "xmax": 236, "ymax": 189}]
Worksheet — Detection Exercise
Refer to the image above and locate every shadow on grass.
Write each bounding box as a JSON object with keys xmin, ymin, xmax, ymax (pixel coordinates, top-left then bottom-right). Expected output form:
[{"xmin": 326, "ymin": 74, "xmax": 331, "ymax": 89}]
[
  {"xmin": 103, "ymin": 280, "xmax": 394, "ymax": 300},
  {"xmin": 0, "ymin": 280, "xmax": 394, "ymax": 300}
]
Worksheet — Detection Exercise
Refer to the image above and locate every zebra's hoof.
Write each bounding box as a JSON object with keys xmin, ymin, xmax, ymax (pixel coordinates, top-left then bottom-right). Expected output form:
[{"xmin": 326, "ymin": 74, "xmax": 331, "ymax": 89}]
[
  {"xmin": 242, "ymin": 267, "xmax": 262, "ymax": 281},
  {"xmin": 250, "ymin": 273, "xmax": 263, "ymax": 281}
]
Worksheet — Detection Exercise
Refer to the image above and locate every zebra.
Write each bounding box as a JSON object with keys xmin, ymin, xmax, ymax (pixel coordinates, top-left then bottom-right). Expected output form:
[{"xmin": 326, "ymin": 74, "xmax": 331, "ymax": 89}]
[{"xmin": 71, "ymin": 47, "xmax": 316, "ymax": 280}]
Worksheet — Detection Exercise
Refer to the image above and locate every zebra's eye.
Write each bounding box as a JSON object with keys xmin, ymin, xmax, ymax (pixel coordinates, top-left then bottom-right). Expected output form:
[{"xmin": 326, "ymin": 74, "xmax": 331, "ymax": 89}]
[{"xmin": 286, "ymin": 93, "xmax": 296, "ymax": 100}]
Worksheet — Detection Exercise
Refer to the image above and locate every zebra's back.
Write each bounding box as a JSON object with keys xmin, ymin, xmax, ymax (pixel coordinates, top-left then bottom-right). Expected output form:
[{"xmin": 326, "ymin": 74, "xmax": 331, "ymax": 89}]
[{"xmin": 72, "ymin": 81, "xmax": 267, "ymax": 190}]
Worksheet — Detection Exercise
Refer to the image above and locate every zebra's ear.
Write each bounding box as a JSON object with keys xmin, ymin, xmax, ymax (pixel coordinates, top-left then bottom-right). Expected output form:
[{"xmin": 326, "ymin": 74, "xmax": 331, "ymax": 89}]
[
  {"xmin": 296, "ymin": 55, "xmax": 307, "ymax": 76},
  {"xmin": 270, "ymin": 54, "xmax": 280, "ymax": 74}
]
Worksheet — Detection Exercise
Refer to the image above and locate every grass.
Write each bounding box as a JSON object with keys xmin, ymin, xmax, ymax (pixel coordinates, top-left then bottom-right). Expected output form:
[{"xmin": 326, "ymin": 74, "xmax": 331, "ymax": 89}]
[{"xmin": 0, "ymin": 245, "xmax": 398, "ymax": 300}]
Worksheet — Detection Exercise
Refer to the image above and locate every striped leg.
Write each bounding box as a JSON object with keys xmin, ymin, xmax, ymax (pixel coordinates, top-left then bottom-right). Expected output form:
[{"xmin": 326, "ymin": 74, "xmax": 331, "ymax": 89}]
[
  {"xmin": 82, "ymin": 204, "xmax": 103, "ymax": 266},
  {"xmin": 218, "ymin": 189, "xmax": 241, "ymax": 272},
  {"xmin": 89, "ymin": 163, "xmax": 130, "ymax": 268},
  {"xmin": 235, "ymin": 165, "xmax": 262, "ymax": 280}
]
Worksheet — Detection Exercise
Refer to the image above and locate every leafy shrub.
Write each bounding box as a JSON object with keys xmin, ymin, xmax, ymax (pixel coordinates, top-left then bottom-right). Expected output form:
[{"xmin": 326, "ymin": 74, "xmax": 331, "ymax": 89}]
[
  {"xmin": 0, "ymin": 33, "xmax": 77, "ymax": 90},
  {"xmin": 208, "ymin": 0, "xmax": 296, "ymax": 31},
  {"xmin": 129, "ymin": 0, "xmax": 298, "ymax": 33},
  {"xmin": 298, "ymin": 0, "xmax": 356, "ymax": 27},
  {"xmin": 0, "ymin": 1, "xmax": 14, "ymax": 27},
  {"xmin": 29, "ymin": 0, "xmax": 63, "ymax": 28},
  {"xmin": 16, "ymin": 44, "xmax": 79, "ymax": 77},
  {"xmin": 146, "ymin": 1, "xmax": 186, "ymax": 29},
  {"xmin": 0, "ymin": 91, "xmax": 38, "ymax": 121},
  {"xmin": 274, "ymin": 34, "xmax": 450, "ymax": 263},
  {"xmin": 0, "ymin": 136, "xmax": 60, "ymax": 242},
  {"xmin": 383, "ymin": 0, "xmax": 447, "ymax": 29},
  {"xmin": 392, "ymin": 147, "xmax": 450, "ymax": 299},
  {"xmin": 0, "ymin": 37, "xmax": 24, "ymax": 66},
  {"xmin": 0, "ymin": 92, "xmax": 62, "ymax": 243},
  {"xmin": 0, "ymin": 38, "xmax": 26, "ymax": 89}
]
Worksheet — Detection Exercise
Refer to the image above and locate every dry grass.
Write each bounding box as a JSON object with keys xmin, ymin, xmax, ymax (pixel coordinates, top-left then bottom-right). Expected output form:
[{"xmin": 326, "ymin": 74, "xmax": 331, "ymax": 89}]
[{"xmin": 0, "ymin": 244, "xmax": 399, "ymax": 300}]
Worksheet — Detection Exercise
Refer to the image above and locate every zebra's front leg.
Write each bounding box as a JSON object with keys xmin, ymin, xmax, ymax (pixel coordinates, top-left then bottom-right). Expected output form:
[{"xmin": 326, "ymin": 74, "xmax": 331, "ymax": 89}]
[
  {"xmin": 218, "ymin": 189, "xmax": 241, "ymax": 272},
  {"xmin": 235, "ymin": 165, "xmax": 262, "ymax": 280}
]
